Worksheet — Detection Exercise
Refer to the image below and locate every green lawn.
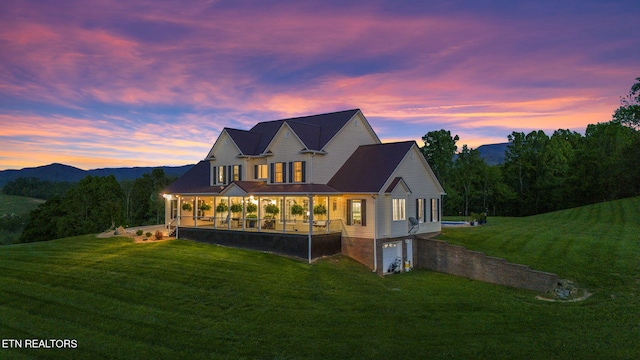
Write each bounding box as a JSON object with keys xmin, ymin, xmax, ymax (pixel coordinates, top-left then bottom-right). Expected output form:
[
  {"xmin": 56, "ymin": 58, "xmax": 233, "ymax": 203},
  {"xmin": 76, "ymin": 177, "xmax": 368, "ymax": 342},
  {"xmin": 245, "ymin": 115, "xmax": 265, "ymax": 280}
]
[
  {"xmin": 1, "ymin": 198, "xmax": 639, "ymax": 359},
  {"xmin": 0, "ymin": 194, "xmax": 44, "ymax": 245}
]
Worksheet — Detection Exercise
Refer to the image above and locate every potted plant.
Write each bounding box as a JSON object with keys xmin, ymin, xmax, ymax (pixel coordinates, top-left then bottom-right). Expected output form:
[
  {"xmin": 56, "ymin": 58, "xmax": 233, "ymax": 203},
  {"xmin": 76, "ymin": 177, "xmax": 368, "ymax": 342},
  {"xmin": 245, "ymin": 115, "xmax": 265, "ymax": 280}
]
[
  {"xmin": 198, "ymin": 202, "xmax": 211, "ymax": 212},
  {"xmin": 290, "ymin": 202, "xmax": 305, "ymax": 221},
  {"xmin": 230, "ymin": 202, "xmax": 243, "ymax": 215},
  {"xmin": 263, "ymin": 203, "xmax": 279, "ymax": 229},
  {"xmin": 182, "ymin": 202, "xmax": 193, "ymax": 212},
  {"xmin": 246, "ymin": 214, "xmax": 258, "ymax": 228},
  {"xmin": 246, "ymin": 202, "xmax": 258, "ymax": 227},
  {"xmin": 216, "ymin": 200, "xmax": 228, "ymax": 214},
  {"xmin": 313, "ymin": 203, "xmax": 327, "ymax": 218}
]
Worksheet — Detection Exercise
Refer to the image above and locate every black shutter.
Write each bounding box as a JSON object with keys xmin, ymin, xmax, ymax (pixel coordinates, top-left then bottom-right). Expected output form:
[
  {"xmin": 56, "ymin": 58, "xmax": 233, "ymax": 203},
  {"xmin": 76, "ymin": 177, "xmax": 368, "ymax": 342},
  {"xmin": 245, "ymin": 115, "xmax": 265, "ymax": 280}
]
[
  {"xmin": 227, "ymin": 166, "xmax": 231, "ymax": 184},
  {"xmin": 238, "ymin": 165, "xmax": 242, "ymax": 181},
  {"xmin": 361, "ymin": 199, "xmax": 367, "ymax": 226},
  {"xmin": 437, "ymin": 198, "xmax": 441, "ymax": 221},
  {"xmin": 423, "ymin": 199, "xmax": 427, "ymax": 222},
  {"xmin": 270, "ymin": 163, "xmax": 275, "ymax": 183},
  {"xmin": 416, "ymin": 199, "xmax": 420, "ymax": 220},
  {"xmin": 282, "ymin": 162, "xmax": 287, "ymax": 183},
  {"xmin": 302, "ymin": 161, "xmax": 306, "ymax": 182},
  {"xmin": 346, "ymin": 200, "xmax": 352, "ymax": 225},
  {"xmin": 213, "ymin": 166, "xmax": 217, "ymax": 185},
  {"xmin": 288, "ymin": 162, "xmax": 293, "ymax": 183},
  {"xmin": 254, "ymin": 165, "xmax": 258, "ymax": 180}
]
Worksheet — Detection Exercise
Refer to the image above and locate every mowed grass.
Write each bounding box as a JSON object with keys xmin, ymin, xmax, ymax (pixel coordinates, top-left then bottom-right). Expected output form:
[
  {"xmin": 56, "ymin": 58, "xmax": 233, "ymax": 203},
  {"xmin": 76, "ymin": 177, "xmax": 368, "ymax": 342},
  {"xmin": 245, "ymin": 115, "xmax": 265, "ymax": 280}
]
[
  {"xmin": 0, "ymin": 194, "xmax": 45, "ymax": 216},
  {"xmin": 1, "ymin": 198, "xmax": 639, "ymax": 359},
  {"xmin": 0, "ymin": 194, "xmax": 45, "ymax": 245}
]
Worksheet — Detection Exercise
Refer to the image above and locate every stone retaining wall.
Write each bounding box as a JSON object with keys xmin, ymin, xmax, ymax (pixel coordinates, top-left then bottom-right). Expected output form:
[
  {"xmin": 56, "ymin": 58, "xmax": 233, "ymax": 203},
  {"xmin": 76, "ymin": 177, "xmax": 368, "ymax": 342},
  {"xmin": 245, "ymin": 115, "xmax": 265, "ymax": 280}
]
[{"xmin": 416, "ymin": 237, "xmax": 557, "ymax": 292}]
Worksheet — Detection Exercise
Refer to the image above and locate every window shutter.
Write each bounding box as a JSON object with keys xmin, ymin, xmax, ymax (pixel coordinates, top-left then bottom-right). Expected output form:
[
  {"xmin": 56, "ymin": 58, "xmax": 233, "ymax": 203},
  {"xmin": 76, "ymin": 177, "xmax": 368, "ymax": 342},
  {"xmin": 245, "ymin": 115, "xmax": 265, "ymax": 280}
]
[
  {"xmin": 288, "ymin": 162, "xmax": 293, "ymax": 183},
  {"xmin": 416, "ymin": 199, "xmax": 420, "ymax": 219},
  {"xmin": 423, "ymin": 199, "xmax": 427, "ymax": 222},
  {"xmin": 346, "ymin": 200, "xmax": 352, "ymax": 225},
  {"xmin": 282, "ymin": 162, "xmax": 287, "ymax": 183},
  {"xmin": 238, "ymin": 165, "xmax": 242, "ymax": 181},
  {"xmin": 437, "ymin": 198, "xmax": 441, "ymax": 221},
  {"xmin": 254, "ymin": 165, "xmax": 258, "ymax": 180},
  {"xmin": 361, "ymin": 199, "xmax": 367, "ymax": 226},
  {"xmin": 270, "ymin": 163, "xmax": 275, "ymax": 183},
  {"xmin": 213, "ymin": 166, "xmax": 217, "ymax": 185},
  {"xmin": 227, "ymin": 165, "xmax": 231, "ymax": 184},
  {"xmin": 430, "ymin": 199, "xmax": 434, "ymax": 222},
  {"xmin": 302, "ymin": 161, "xmax": 306, "ymax": 182}
]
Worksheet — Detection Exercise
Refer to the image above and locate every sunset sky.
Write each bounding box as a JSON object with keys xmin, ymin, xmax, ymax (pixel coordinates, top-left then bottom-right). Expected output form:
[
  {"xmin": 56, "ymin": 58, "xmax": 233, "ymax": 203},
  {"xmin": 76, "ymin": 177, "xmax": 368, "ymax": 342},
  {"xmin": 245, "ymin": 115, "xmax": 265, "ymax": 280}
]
[{"xmin": 1, "ymin": 0, "xmax": 639, "ymax": 170}]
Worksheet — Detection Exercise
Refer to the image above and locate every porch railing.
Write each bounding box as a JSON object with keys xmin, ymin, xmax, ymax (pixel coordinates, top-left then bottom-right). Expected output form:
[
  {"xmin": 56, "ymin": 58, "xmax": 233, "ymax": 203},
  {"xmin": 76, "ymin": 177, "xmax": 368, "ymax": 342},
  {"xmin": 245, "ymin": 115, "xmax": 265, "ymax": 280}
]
[{"xmin": 176, "ymin": 215, "xmax": 343, "ymax": 235}]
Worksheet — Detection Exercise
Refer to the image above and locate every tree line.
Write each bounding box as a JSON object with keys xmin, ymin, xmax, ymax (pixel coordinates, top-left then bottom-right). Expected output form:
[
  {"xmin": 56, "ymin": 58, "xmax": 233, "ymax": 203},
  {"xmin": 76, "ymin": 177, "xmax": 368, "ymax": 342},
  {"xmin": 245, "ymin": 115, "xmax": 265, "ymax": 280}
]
[
  {"xmin": 422, "ymin": 77, "xmax": 640, "ymax": 218},
  {"xmin": 3, "ymin": 169, "xmax": 176, "ymax": 243}
]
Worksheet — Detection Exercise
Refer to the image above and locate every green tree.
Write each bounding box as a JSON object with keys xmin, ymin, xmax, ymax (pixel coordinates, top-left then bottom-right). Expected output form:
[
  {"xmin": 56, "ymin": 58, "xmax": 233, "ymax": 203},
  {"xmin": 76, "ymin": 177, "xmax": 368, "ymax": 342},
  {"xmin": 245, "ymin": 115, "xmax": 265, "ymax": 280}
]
[
  {"xmin": 131, "ymin": 169, "xmax": 176, "ymax": 225},
  {"xmin": 569, "ymin": 121, "xmax": 638, "ymax": 205},
  {"xmin": 420, "ymin": 130, "xmax": 459, "ymax": 187},
  {"xmin": 451, "ymin": 145, "xmax": 486, "ymax": 217},
  {"xmin": 613, "ymin": 77, "xmax": 640, "ymax": 130}
]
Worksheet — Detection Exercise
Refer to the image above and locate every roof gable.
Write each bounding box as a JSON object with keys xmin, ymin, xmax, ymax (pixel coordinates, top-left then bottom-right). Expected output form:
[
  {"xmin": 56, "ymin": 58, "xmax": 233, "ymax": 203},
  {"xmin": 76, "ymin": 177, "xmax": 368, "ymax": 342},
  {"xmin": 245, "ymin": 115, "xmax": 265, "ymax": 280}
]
[
  {"xmin": 327, "ymin": 141, "xmax": 415, "ymax": 193},
  {"xmin": 205, "ymin": 109, "xmax": 362, "ymax": 159}
]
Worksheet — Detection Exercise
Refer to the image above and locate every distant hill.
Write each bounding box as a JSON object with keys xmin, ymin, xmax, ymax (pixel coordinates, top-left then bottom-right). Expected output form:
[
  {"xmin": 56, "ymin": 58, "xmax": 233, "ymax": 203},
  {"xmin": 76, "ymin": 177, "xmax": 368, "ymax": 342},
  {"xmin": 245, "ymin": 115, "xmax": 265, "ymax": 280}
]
[
  {"xmin": 476, "ymin": 143, "xmax": 508, "ymax": 165},
  {"xmin": 0, "ymin": 163, "xmax": 194, "ymax": 188}
]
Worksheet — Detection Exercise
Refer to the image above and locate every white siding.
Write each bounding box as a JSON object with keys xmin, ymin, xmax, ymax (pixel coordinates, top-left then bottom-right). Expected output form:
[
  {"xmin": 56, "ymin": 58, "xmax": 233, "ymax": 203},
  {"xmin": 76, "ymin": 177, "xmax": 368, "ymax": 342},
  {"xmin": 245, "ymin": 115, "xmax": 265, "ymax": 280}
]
[
  {"xmin": 341, "ymin": 194, "xmax": 376, "ymax": 239},
  {"xmin": 378, "ymin": 145, "xmax": 443, "ymax": 238},
  {"xmin": 313, "ymin": 113, "xmax": 380, "ymax": 184},
  {"xmin": 265, "ymin": 123, "xmax": 310, "ymax": 183}
]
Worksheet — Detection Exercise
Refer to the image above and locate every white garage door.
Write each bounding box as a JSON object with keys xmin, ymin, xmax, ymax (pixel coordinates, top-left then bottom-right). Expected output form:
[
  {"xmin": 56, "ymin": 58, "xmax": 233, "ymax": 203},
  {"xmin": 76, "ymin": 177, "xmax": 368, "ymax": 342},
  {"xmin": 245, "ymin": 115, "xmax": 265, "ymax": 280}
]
[{"xmin": 382, "ymin": 241, "xmax": 402, "ymax": 274}]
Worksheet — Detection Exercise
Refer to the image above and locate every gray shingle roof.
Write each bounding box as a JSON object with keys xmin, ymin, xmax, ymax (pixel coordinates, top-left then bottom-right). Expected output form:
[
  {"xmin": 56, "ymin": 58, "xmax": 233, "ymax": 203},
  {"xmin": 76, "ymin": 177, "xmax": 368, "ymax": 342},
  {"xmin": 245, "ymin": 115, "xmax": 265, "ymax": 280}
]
[
  {"xmin": 229, "ymin": 109, "xmax": 360, "ymax": 155},
  {"xmin": 328, "ymin": 141, "xmax": 415, "ymax": 193},
  {"xmin": 163, "ymin": 161, "xmax": 223, "ymax": 194}
]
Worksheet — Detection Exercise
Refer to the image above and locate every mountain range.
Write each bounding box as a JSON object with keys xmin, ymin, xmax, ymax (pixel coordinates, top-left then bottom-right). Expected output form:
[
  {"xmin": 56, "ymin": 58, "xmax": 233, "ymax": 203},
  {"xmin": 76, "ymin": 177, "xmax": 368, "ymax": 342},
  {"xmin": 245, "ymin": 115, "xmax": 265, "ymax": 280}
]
[
  {"xmin": 0, "ymin": 143, "xmax": 509, "ymax": 188},
  {"xmin": 0, "ymin": 163, "xmax": 194, "ymax": 188}
]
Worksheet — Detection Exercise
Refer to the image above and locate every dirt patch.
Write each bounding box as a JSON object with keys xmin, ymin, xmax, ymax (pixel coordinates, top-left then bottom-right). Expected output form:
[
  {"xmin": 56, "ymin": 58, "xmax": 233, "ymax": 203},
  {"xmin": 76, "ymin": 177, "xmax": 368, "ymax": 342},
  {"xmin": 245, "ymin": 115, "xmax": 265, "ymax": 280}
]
[{"xmin": 97, "ymin": 225, "xmax": 174, "ymax": 243}]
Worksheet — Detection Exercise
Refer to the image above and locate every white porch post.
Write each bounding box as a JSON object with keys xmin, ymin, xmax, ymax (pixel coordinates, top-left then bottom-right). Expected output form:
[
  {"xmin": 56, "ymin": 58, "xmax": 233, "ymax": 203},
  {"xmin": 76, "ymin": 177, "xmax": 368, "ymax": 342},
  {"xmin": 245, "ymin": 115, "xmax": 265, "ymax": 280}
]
[
  {"xmin": 227, "ymin": 196, "xmax": 231, "ymax": 230},
  {"xmin": 257, "ymin": 196, "xmax": 262, "ymax": 231},
  {"xmin": 242, "ymin": 196, "xmax": 246, "ymax": 231},
  {"xmin": 194, "ymin": 196, "xmax": 198, "ymax": 228},
  {"xmin": 308, "ymin": 194, "xmax": 313, "ymax": 264}
]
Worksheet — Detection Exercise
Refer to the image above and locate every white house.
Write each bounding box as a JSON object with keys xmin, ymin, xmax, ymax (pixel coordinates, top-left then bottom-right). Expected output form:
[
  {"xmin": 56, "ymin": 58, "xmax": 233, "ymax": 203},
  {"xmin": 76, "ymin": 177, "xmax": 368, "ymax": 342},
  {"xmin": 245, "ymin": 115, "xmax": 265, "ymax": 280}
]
[{"xmin": 164, "ymin": 109, "xmax": 445, "ymax": 274}]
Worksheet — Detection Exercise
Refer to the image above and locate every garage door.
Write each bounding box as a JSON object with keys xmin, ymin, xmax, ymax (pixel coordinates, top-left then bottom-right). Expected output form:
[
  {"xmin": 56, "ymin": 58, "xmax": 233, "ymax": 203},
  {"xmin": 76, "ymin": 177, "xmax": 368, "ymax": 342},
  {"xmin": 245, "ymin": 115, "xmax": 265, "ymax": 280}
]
[{"xmin": 382, "ymin": 241, "xmax": 402, "ymax": 274}]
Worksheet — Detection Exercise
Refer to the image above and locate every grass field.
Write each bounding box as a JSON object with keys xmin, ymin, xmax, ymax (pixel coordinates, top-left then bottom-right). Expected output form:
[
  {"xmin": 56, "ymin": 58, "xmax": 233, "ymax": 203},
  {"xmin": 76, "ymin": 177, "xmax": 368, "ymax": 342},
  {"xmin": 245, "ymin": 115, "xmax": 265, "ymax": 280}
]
[
  {"xmin": 1, "ymin": 198, "xmax": 639, "ymax": 359},
  {"xmin": 0, "ymin": 194, "xmax": 44, "ymax": 245}
]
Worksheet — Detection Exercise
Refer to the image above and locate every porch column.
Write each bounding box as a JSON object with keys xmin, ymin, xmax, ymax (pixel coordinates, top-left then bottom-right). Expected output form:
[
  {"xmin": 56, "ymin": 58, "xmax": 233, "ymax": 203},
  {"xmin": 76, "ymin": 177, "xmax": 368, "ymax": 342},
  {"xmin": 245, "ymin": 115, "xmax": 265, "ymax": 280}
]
[
  {"xmin": 194, "ymin": 196, "xmax": 198, "ymax": 228},
  {"xmin": 242, "ymin": 196, "xmax": 246, "ymax": 231},
  {"xmin": 282, "ymin": 196, "xmax": 286, "ymax": 234},
  {"xmin": 308, "ymin": 194, "xmax": 313, "ymax": 264},
  {"xmin": 227, "ymin": 196, "xmax": 231, "ymax": 230},
  {"xmin": 257, "ymin": 196, "xmax": 262, "ymax": 231},
  {"xmin": 325, "ymin": 196, "xmax": 330, "ymax": 234}
]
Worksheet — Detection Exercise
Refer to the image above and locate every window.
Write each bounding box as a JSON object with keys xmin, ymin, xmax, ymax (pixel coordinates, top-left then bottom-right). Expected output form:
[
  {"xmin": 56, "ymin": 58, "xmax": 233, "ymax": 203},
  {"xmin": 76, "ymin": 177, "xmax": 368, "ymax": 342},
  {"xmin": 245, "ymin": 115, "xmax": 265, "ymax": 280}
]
[
  {"xmin": 255, "ymin": 164, "xmax": 268, "ymax": 180},
  {"xmin": 393, "ymin": 198, "xmax": 405, "ymax": 221},
  {"xmin": 232, "ymin": 165, "xmax": 240, "ymax": 181},
  {"xmin": 274, "ymin": 163, "xmax": 284, "ymax": 183},
  {"xmin": 217, "ymin": 165, "xmax": 226, "ymax": 184},
  {"xmin": 347, "ymin": 199, "xmax": 366, "ymax": 226},
  {"xmin": 292, "ymin": 161, "xmax": 304, "ymax": 182},
  {"xmin": 416, "ymin": 198, "xmax": 425, "ymax": 223},
  {"xmin": 431, "ymin": 198, "xmax": 440, "ymax": 222},
  {"xmin": 170, "ymin": 199, "xmax": 178, "ymax": 219}
]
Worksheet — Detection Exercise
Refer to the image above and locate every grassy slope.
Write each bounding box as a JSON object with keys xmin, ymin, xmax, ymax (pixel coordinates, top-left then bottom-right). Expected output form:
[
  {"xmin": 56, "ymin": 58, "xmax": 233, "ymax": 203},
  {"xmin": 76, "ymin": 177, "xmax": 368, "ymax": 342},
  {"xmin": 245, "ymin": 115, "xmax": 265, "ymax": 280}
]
[
  {"xmin": 0, "ymin": 194, "xmax": 45, "ymax": 245},
  {"xmin": 0, "ymin": 194, "xmax": 45, "ymax": 216},
  {"xmin": 0, "ymin": 198, "xmax": 639, "ymax": 359}
]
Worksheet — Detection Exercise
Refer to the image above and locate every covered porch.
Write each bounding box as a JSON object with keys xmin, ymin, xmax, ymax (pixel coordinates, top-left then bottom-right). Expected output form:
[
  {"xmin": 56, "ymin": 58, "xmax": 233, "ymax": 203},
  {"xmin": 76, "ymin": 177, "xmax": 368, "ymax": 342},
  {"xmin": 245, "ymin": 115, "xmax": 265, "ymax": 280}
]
[{"xmin": 165, "ymin": 192, "xmax": 345, "ymax": 237}]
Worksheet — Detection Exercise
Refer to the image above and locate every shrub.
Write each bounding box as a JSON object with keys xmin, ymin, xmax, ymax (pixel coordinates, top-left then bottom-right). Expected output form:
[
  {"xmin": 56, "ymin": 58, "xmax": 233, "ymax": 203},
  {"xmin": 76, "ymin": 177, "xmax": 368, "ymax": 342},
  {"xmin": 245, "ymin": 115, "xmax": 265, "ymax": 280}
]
[
  {"xmin": 155, "ymin": 230, "xmax": 163, "ymax": 240},
  {"xmin": 146, "ymin": 232, "xmax": 152, "ymax": 238},
  {"xmin": 136, "ymin": 229, "xmax": 143, "ymax": 236}
]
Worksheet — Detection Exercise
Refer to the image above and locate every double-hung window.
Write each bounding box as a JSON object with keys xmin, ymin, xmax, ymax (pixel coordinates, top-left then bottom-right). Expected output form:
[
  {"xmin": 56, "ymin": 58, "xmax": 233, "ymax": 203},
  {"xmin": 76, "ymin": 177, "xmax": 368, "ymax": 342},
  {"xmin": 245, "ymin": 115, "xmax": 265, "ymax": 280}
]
[
  {"xmin": 347, "ymin": 199, "xmax": 366, "ymax": 226},
  {"xmin": 430, "ymin": 198, "xmax": 440, "ymax": 222},
  {"xmin": 392, "ymin": 198, "xmax": 405, "ymax": 221}
]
